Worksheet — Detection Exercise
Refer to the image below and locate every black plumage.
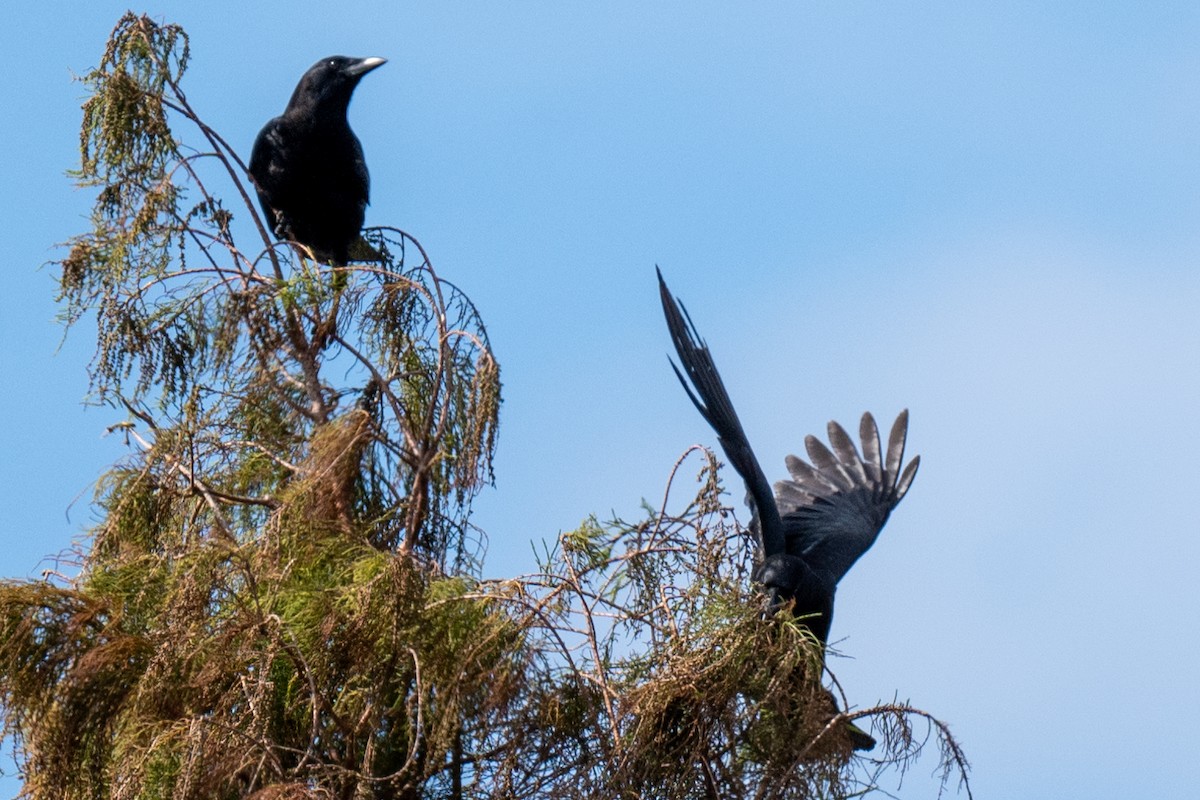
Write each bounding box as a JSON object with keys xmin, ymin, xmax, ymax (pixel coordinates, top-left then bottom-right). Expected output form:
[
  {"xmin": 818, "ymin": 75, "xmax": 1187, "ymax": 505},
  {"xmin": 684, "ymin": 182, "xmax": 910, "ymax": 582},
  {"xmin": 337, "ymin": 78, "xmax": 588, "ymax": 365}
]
[
  {"xmin": 658, "ymin": 269, "xmax": 919, "ymax": 750},
  {"xmin": 657, "ymin": 268, "xmax": 918, "ymax": 646},
  {"xmin": 249, "ymin": 55, "xmax": 386, "ymax": 265}
]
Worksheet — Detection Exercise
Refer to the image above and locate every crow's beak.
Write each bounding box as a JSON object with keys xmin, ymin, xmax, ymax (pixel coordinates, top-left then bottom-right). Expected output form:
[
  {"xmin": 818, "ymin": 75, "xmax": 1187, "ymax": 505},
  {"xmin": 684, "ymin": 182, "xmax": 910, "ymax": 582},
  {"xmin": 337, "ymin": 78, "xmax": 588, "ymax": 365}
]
[
  {"xmin": 347, "ymin": 57, "xmax": 387, "ymax": 77},
  {"xmin": 764, "ymin": 585, "xmax": 788, "ymax": 616},
  {"xmin": 845, "ymin": 720, "xmax": 877, "ymax": 751}
]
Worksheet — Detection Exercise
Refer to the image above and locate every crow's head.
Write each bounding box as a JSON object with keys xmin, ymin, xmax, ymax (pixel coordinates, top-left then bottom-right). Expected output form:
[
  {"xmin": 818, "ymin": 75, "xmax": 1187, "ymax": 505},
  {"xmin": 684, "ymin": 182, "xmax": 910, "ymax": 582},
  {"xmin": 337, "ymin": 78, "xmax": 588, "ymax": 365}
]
[{"xmin": 286, "ymin": 55, "xmax": 387, "ymax": 117}]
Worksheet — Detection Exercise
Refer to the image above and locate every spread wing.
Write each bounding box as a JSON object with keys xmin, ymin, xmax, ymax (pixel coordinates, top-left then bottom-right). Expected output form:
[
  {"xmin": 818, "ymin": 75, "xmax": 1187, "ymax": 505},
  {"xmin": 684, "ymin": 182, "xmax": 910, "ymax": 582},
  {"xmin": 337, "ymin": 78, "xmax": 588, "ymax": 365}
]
[
  {"xmin": 775, "ymin": 410, "xmax": 919, "ymax": 585},
  {"xmin": 657, "ymin": 268, "xmax": 786, "ymax": 556}
]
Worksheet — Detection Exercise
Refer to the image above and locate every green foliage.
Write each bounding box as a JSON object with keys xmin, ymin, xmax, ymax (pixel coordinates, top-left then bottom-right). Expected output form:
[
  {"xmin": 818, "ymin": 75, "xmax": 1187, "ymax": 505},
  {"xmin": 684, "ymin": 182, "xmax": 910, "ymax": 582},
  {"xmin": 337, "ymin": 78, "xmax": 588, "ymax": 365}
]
[
  {"xmin": 63, "ymin": 15, "xmax": 192, "ymax": 402},
  {"xmin": 57, "ymin": 12, "xmax": 499, "ymax": 567},
  {"xmin": 0, "ymin": 13, "xmax": 969, "ymax": 800}
]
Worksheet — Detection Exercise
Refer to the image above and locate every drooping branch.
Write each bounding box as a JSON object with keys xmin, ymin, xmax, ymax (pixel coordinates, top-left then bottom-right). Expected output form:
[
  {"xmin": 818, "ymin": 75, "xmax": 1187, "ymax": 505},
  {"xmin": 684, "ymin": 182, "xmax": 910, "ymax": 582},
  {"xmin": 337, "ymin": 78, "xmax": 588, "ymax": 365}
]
[{"xmin": 1, "ymin": 13, "xmax": 967, "ymax": 800}]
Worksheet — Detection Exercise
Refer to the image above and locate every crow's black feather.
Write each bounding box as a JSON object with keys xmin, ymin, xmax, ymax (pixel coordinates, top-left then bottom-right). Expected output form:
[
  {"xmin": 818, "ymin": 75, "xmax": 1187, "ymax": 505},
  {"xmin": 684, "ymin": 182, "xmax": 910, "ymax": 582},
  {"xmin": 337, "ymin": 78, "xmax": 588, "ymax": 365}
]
[
  {"xmin": 657, "ymin": 267, "xmax": 787, "ymax": 558},
  {"xmin": 249, "ymin": 55, "xmax": 386, "ymax": 265},
  {"xmin": 659, "ymin": 271, "xmax": 924, "ymax": 752},
  {"xmin": 657, "ymin": 269, "xmax": 919, "ymax": 650}
]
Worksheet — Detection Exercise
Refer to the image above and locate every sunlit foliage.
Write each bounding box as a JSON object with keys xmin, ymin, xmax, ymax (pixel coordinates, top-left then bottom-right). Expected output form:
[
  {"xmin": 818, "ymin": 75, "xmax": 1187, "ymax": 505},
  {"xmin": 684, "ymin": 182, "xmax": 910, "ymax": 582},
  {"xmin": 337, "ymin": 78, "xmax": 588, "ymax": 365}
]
[{"xmin": 0, "ymin": 14, "xmax": 968, "ymax": 800}]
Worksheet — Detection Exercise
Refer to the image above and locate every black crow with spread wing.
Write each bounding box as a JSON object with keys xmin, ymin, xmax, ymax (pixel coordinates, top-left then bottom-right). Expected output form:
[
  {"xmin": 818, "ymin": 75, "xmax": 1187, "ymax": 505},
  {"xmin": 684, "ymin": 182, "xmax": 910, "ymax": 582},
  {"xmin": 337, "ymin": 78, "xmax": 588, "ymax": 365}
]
[
  {"xmin": 658, "ymin": 268, "xmax": 919, "ymax": 749},
  {"xmin": 249, "ymin": 56, "xmax": 386, "ymax": 265},
  {"xmin": 657, "ymin": 268, "xmax": 918, "ymax": 643}
]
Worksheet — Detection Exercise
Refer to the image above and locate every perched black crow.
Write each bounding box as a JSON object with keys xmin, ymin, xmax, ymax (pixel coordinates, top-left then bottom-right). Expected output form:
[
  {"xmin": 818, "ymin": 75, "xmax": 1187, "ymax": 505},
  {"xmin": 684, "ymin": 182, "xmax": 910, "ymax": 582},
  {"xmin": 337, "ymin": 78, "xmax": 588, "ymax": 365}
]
[
  {"xmin": 249, "ymin": 55, "xmax": 386, "ymax": 265},
  {"xmin": 657, "ymin": 268, "xmax": 920, "ymax": 750}
]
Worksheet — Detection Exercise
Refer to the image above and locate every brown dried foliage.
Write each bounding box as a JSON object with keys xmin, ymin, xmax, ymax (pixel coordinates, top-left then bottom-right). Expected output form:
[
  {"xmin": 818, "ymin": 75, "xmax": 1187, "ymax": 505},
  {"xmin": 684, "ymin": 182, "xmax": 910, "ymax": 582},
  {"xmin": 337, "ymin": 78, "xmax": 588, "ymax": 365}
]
[{"xmin": 0, "ymin": 13, "xmax": 969, "ymax": 800}]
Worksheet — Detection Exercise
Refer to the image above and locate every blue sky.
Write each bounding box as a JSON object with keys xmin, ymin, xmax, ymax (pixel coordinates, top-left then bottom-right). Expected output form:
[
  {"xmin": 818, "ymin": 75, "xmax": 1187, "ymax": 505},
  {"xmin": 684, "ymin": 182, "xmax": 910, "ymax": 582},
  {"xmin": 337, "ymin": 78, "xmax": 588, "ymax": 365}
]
[{"xmin": 3, "ymin": 3, "xmax": 1199, "ymax": 797}]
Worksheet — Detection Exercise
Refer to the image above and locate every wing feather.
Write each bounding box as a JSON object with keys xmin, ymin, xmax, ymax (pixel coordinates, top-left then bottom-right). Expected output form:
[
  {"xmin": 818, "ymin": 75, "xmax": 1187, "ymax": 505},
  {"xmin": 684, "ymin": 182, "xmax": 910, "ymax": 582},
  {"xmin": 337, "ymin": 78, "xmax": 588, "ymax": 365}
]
[
  {"xmin": 804, "ymin": 436, "xmax": 853, "ymax": 490},
  {"xmin": 776, "ymin": 410, "xmax": 919, "ymax": 584},
  {"xmin": 895, "ymin": 454, "xmax": 920, "ymax": 500},
  {"xmin": 658, "ymin": 269, "xmax": 786, "ymax": 556},
  {"xmin": 859, "ymin": 413, "xmax": 883, "ymax": 484},
  {"xmin": 783, "ymin": 454, "xmax": 838, "ymax": 494},
  {"xmin": 827, "ymin": 420, "xmax": 867, "ymax": 483},
  {"xmin": 884, "ymin": 409, "xmax": 909, "ymax": 487}
]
